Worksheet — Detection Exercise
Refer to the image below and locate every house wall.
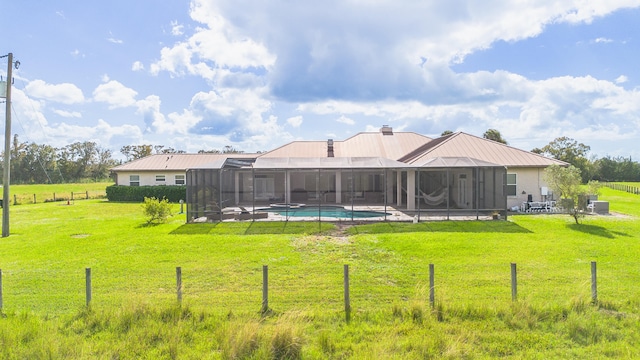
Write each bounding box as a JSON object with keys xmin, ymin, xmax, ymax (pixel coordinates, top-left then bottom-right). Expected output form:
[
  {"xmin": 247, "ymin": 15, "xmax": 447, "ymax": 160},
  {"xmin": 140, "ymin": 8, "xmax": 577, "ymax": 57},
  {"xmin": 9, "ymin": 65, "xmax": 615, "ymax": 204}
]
[
  {"xmin": 115, "ymin": 171, "xmax": 186, "ymax": 186},
  {"xmin": 506, "ymin": 167, "xmax": 552, "ymax": 209}
]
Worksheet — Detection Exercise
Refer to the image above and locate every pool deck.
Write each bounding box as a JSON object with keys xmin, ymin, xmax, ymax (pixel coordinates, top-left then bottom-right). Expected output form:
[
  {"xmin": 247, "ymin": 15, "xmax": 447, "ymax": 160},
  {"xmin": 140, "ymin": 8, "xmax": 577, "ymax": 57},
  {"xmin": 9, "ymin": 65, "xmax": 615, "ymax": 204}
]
[{"xmin": 212, "ymin": 205, "xmax": 494, "ymax": 222}]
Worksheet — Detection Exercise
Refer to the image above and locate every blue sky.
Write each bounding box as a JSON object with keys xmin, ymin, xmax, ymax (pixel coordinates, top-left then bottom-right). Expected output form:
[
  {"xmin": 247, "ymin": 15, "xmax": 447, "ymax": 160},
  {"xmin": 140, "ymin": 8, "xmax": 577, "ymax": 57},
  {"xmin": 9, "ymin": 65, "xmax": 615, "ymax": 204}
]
[{"xmin": 2, "ymin": 0, "xmax": 639, "ymax": 160}]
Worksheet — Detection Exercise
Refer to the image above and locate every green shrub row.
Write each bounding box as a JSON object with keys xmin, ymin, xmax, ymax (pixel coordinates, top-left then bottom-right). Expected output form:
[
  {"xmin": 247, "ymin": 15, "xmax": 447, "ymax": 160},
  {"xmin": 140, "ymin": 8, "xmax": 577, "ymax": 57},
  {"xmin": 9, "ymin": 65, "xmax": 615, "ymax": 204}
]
[{"xmin": 106, "ymin": 185, "xmax": 186, "ymax": 202}]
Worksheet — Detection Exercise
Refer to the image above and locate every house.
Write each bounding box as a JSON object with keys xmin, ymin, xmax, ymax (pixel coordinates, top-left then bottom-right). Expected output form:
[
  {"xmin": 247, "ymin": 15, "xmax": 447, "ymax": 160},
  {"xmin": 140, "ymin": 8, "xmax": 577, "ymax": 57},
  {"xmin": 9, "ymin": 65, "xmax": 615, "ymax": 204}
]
[
  {"xmin": 110, "ymin": 127, "xmax": 566, "ymax": 220},
  {"xmin": 185, "ymin": 128, "xmax": 567, "ymax": 220},
  {"xmin": 110, "ymin": 153, "xmax": 257, "ymax": 186}
]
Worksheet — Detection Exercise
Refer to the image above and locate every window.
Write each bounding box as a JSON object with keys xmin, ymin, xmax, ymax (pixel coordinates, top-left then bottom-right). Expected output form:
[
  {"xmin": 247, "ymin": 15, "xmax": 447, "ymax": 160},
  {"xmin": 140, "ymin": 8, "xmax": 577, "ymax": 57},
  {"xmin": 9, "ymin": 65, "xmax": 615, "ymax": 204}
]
[
  {"xmin": 129, "ymin": 175, "xmax": 140, "ymax": 187},
  {"xmin": 175, "ymin": 175, "xmax": 185, "ymax": 185},
  {"xmin": 155, "ymin": 175, "xmax": 166, "ymax": 182},
  {"xmin": 506, "ymin": 173, "xmax": 517, "ymax": 196}
]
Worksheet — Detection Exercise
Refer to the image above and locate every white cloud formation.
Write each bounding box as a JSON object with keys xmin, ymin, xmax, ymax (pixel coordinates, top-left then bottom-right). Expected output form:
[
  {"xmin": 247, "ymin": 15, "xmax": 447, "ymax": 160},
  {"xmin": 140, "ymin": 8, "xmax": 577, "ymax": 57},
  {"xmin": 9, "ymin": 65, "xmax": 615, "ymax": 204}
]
[
  {"xmin": 171, "ymin": 20, "xmax": 184, "ymax": 36},
  {"xmin": 132, "ymin": 61, "xmax": 145, "ymax": 71},
  {"xmin": 336, "ymin": 115, "xmax": 355, "ymax": 125},
  {"xmin": 52, "ymin": 109, "xmax": 82, "ymax": 118},
  {"xmin": 92, "ymin": 80, "xmax": 138, "ymax": 108},
  {"xmin": 615, "ymin": 75, "xmax": 628, "ymax": 84},
  {"xmin": 286, "ymin": 115, "xmax": 303, "ymax": 128},
  {"xmin": 25, "ymin": 80, "xmax": 85, "ymax": 104}
]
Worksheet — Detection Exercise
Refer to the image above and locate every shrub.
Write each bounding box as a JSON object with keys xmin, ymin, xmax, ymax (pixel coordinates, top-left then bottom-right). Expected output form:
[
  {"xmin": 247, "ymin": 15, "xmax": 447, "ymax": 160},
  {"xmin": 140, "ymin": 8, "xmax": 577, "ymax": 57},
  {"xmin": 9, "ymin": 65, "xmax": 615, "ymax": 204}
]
[
  {"xmin": 106, "ymin": 185, "xmax": 186, "ymax": 202},
  {"xmin": 142, "ymin": 197, "xmax": 173, "ymax": 224}
]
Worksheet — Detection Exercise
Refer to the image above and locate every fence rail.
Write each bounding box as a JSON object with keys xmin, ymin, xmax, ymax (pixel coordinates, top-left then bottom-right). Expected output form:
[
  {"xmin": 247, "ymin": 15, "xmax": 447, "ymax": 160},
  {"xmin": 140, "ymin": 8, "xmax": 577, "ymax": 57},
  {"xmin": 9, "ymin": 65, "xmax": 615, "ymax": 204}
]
[
  {"xmin": 6, "ymin": 190, "xmax": 107, "ymax": 206},
  {"xmin": 604, "ymin": 182, "xmax": 640, "ymax": 195},
  {"xmin": 0, "ymin": 262, "xmax": 612, "ymax": 320}
]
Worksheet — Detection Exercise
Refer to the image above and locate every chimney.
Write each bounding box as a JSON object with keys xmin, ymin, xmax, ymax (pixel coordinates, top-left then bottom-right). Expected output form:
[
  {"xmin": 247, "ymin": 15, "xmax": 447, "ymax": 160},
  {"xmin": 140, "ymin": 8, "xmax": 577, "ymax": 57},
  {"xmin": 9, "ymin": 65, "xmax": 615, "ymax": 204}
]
[
  {"xmin": 327, "ymin": 139, "xmax": 334, "ymax": 157},
  {"xmin": 380, "ymin": 125, "xmax": 393, "ymax": 135}
]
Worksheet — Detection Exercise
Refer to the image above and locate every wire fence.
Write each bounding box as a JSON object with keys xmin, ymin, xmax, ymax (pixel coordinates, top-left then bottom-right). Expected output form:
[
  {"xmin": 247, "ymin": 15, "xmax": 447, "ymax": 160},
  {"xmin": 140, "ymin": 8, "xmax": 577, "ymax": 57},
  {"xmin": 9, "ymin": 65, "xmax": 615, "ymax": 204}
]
[
  {"xmin": 604, "ymin": 182, "xmax": 640, "ymax": 195},
  {"xmin": 6, "ymin": 190, "xmax": 107, "ymax": 206},
  {"xmin": 1, "ymin": 261, "xmax": 636, "ymax": 319}
]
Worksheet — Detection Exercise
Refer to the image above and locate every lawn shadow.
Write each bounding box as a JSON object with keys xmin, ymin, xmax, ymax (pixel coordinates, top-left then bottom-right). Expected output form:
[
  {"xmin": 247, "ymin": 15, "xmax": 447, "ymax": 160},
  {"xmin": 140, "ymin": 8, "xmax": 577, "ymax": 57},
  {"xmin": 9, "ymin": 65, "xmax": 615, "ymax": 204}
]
[
  {"xmin": 170, "ymin": 221, "xmax": 334, "ymax": 235},
  {"xmin": 566, "ymin": 223, "xmax": 632, "ymax": 239},
  {"xmin": 347, "ymin": 220, "xmax": 532, "ymax": 235}
]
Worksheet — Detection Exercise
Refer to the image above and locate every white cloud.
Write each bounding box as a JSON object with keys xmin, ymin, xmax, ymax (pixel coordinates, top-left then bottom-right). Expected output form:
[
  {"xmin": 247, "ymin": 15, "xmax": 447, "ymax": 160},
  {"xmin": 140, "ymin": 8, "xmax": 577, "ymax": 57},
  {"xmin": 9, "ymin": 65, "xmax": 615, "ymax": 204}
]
[
  {"xmin": 132, "ymin": 61, "xmax": 145, "ymax": 71},
  {"xmin": 25, "ymin": 80, "xmax": 85, "ymax": 104},
  {"xmin": 92, "ymin": 80, "xmax": 138, "ymax": 108},
  {"xmin": 107, "ymin": 32, "xmax": 123, "ymax": 44},
  {"xmin": 286, "ymin": 115, "xmax": 303, "ymax": 128},
  {"xmin": 70, "ymin": 49, "xmax": 84, "ymax": 58},
  {"xmin": 171, "ymin": 20, "xmax": 184, "ymax": 36},
  {"xmin": 615, "ymin": 75, "xmax": 628, "ymax": 84},
  {"xmin": 52, "ymin": 109, "xmax": 82, "ymax": 118},
  {"xmin": 594, "ymin": 37, "xmax": 614, "ymax": 43},
  {"xmin": 336, "ymin": 115, "xmax": 355, "ymax": 125}
]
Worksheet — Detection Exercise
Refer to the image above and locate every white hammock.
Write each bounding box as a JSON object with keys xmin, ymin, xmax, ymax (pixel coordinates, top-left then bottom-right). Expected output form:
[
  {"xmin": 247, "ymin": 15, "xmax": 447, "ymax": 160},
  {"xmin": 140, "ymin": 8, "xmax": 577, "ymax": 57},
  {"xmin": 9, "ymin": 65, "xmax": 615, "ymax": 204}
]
[{"xmin": 419, "ymin": 187, "xmax": 447, "ymax": 206}]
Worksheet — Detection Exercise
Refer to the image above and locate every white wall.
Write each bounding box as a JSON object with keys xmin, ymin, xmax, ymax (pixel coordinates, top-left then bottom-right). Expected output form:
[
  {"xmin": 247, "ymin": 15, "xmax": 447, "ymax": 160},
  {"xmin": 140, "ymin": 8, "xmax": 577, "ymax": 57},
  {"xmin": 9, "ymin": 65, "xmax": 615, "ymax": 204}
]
[
  {"xmin": 115, "ymin": 171, "xmax": 186, "ymax": 186},
  {"xmin": 506, "ymin": 167, "xmax": 552, "ymax": 209}
]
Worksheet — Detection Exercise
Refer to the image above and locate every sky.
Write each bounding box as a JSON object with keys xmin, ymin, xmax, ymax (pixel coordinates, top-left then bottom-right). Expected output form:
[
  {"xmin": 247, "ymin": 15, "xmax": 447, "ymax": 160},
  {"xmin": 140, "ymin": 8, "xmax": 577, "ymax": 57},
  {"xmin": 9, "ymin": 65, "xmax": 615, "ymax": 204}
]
[{"xmin": 2, "ymin": 0, "xmax": 640, "ymax": 161}]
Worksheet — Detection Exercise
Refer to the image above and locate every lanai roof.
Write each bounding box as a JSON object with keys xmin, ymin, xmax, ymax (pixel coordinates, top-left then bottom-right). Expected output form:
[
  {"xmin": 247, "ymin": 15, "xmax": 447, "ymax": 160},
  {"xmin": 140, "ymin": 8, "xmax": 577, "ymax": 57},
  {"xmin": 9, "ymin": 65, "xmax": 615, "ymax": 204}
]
[{"xmin": 253, "ymin": 157, "xmax": 412, "ymax": 169}]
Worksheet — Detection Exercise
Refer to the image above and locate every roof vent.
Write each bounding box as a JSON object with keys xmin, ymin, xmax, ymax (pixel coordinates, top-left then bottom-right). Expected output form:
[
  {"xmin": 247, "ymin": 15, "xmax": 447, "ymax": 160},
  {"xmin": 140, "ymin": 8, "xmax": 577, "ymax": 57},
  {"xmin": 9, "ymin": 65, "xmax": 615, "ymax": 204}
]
[
  {"xmin": 327, "ymin": 139, "xmax": 334, "ymax": 157},
  {"xmin": 381, "ymin": 125, "xmax": 393, "ymax": 135}
]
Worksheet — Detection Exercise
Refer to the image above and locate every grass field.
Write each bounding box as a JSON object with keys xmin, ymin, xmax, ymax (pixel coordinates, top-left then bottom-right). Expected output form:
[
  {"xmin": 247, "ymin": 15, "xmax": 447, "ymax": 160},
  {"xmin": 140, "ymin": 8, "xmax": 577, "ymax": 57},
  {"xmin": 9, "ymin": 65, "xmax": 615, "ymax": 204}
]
[
  {"xmin": 7, "ymin": 181, "xmax": 112, "ymax": 205},
  {"xmin": 0, "ymin": 185, "xmax": 639, "ymax": 358}
]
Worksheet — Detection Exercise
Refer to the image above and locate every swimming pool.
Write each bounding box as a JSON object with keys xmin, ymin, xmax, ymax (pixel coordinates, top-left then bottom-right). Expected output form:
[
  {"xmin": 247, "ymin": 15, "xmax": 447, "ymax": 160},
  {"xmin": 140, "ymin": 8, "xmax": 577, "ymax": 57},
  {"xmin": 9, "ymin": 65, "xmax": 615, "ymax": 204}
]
[{"xmin": 263, "ymin": 205, "xmax": 389, "ymax": 218}]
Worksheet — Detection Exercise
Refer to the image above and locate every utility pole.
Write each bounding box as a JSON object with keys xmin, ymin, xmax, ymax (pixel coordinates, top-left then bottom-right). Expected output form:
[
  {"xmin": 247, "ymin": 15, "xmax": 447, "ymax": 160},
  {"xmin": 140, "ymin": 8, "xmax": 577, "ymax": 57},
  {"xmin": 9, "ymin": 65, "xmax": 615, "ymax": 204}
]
[{"xmin": 1, "ymin": 53, "xmax": 16, "ymax": 237}]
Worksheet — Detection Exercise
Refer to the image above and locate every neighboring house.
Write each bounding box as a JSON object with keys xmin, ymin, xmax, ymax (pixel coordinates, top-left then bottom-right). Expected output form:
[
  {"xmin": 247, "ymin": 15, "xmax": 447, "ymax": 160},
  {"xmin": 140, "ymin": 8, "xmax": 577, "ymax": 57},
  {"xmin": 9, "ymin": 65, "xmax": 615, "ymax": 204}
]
[{"xmin": 110, "ymin": 153, "xmax": 257, "ymax": 187}]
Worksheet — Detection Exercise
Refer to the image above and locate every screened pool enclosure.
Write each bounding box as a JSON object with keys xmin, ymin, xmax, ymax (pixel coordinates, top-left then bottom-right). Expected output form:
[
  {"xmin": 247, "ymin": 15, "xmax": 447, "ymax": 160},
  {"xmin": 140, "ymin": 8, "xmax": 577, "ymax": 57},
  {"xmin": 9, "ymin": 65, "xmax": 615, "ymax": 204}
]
[{"xmin": 185, "ymin": 156, "xmax": 508, "ymax": 221}]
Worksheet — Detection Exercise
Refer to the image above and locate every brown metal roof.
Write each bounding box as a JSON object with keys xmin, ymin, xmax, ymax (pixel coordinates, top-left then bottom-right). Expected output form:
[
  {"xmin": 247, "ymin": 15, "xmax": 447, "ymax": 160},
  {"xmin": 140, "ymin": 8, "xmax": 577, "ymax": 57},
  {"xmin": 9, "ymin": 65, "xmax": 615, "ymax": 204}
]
[
  {"xmin": 111, "ymin": 153, "xmax": 258, "ymax": 171},
  {"xmin": 259, "ymin": 130, "xmax": 432, "ymax": 160},
  {"xmin": 405, "ymin": 132, "xmax": 568, "ymax": 168}
]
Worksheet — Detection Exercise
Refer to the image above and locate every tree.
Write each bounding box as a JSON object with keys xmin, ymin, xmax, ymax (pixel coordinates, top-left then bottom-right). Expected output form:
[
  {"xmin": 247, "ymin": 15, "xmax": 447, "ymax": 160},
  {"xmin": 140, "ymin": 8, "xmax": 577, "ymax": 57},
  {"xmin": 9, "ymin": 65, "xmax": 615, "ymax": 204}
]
[
  {"xmin": 538, "ymin": 137, "xmax": 592, "ymax": 182},
  {"xmin": 482, "ymin": 129, "xmax": 508, "ymax": 144},
  {"xmin": 543, "ymin": 164, "xmax": 588, "ymax": 224},
  {"xmin": 441, "ymin": 130, "xmax": 453, "ymax": 136},
  {"xmin": 120, "ymin": 145, "xmax": 153, "ymax": 162}
]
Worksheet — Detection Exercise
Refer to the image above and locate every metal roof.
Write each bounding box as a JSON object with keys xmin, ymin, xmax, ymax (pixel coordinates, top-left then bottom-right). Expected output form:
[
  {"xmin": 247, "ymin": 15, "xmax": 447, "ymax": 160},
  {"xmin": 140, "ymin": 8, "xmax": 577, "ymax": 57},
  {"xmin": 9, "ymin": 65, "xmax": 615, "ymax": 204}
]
[
  {"xmin": 259, "ymin": 129, "xmax": 431, "ymax": 160},
  {"xmin": 111, "ymin": 153, "xmax": 257, "ymax": 171},
  {"xmin": 401, "ymin": 132, "xmax": 568, "ymax": 168},
  {"xmin": 253, "ymin": 157, "xmax": 412, "ymax": 169}
]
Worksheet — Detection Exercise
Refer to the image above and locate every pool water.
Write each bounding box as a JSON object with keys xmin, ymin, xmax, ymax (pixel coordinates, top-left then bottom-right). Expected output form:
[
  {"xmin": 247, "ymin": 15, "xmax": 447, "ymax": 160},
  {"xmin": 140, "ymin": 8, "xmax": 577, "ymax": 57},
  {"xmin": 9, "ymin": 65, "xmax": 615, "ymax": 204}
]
[{"xmin": 263, "ymin": 205, "xmax": 389, "ymax": 218}]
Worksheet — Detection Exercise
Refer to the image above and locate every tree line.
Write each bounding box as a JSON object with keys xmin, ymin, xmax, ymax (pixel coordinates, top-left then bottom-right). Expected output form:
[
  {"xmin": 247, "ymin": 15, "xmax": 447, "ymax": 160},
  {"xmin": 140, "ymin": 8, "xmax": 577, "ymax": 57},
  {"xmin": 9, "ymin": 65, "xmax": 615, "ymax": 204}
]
[
  {"xmin": 0, "ymin": 136, "xmax": 246, "ymax": 185},
  {"xmin": 0, "ymin": 131, "xmax": 637, "ymax": 185}
]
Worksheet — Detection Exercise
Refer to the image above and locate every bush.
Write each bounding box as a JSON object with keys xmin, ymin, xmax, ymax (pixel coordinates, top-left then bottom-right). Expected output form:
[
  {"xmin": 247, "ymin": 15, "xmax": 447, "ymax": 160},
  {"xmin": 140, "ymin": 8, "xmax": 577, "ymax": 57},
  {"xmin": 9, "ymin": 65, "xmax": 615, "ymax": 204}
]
[
  {"xmin": 106, "ymin": 185, "xmax": 186, "ymax": 202},
  {"xmin": 142, "ymin": 197, "xmax": 173, "ymax": 224}
]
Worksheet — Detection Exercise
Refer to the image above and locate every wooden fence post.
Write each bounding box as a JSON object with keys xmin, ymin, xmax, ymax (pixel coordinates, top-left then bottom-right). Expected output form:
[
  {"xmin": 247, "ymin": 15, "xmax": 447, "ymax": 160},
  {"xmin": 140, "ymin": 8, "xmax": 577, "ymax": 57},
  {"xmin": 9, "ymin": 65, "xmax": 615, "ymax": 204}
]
[
  {"xmin": 176, "ymin": 267, "xmax": 182, "ymax": 304},
  {"xmin": 591, "ymin": 261, "xmax": 597, "ymax": 303},
  {"xmin": 344, "ymin": 264, "xmax": 351, "ymax": 323},
  {"xmin": 429, "ymin": 263, "xmax": 435, "ymax": 308},
  {"xmin": 85, "ymin": 268, "xmax": 92, "ymax": 307},
  {"xmin": 511, "ymin": 263, "xmax": 517, "ymax": 301},
  {"xmin": 33, "ymin": 194, "xmax": 36, "ymax": 204},
  {"xmin": 262, "ymin": 265, "xmax": 269, "ymax": 314},
  {"xmin": 86, "ymin": 191, "xmax": 89, "ymax": 199},
  {"xmin": 53, "ymin": 193, "xmax": 56, "ymax": 202}
]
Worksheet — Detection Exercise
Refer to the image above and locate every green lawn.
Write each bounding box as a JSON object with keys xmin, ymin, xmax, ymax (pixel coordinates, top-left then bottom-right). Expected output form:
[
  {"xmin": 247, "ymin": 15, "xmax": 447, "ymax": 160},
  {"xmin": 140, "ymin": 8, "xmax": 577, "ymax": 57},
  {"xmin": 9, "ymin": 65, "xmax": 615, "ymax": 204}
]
[{"xmin": 0, "ymin": 186, "xmax": 639, "ymax": 358}]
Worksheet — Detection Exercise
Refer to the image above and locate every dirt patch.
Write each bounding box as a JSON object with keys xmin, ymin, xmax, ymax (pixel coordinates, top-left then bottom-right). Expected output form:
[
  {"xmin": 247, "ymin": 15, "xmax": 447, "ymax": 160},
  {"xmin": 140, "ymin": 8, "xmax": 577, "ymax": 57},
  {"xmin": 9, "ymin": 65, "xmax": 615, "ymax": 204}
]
[{"xmin": 71, "ymin": 234, "xmax": 90, "ymax": 238}]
